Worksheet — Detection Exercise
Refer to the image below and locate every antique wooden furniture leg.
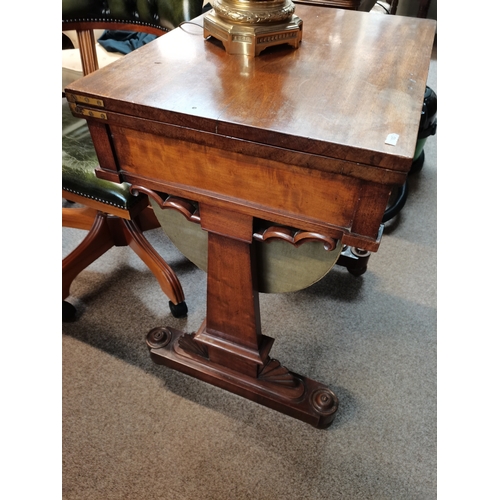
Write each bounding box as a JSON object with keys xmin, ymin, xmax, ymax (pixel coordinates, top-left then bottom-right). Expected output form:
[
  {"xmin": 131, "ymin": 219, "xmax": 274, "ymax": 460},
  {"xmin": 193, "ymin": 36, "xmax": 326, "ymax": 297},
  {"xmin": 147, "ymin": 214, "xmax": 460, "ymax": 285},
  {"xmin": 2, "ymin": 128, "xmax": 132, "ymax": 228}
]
[
  {"xmin": 147, "ymin": 204, "xmax": 339, "ymax": 428},
  {"xmin": 63, "ymin": 212, "xmax": 114, "ymax": 301},
  {"xmin": 63, "ymin": 210, "xmax": 187, "ymax": 317}
]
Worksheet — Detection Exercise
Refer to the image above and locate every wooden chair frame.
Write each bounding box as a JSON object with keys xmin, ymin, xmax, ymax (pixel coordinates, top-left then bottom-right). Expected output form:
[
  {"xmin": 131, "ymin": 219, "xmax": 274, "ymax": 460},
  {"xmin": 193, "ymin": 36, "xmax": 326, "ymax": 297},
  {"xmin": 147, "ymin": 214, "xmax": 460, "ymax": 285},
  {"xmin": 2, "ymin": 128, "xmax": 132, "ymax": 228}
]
[{"xmin": 62, "ymin": 19, "xmax": 187, "ymax": 319}]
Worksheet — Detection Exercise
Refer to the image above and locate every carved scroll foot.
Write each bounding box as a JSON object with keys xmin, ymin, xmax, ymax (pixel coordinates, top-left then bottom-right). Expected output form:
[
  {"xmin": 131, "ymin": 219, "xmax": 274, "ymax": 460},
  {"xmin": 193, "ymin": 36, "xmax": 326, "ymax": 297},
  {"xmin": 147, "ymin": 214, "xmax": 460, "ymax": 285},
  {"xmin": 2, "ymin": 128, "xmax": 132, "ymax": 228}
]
[{"xmin": 146, "ymin": 326, "xmax": 338, "ymax": 428}]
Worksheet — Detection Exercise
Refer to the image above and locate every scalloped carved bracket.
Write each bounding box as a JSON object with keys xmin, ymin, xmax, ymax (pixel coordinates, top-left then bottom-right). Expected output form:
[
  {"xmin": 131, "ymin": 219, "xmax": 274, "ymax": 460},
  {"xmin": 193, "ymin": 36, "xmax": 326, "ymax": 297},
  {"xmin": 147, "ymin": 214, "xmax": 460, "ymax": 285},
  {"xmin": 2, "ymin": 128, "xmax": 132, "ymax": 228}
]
[
  {"xmin": 131, "ymin": 185, "xmax": 338, "ymax": 252},
  {"xmin": 253, "ymin": 225, "xmax": 338, "ymax": 251},
  {"xmin": 176, "ymin": 332, "xmax": 209, "ymax": 360},
  {"xmin": 130, "ymin": 186, "xmax": 201, "ymax": 224},
  {"xmin": 257, "ymin": 358, "xmax": 305, "ymax": 399}
]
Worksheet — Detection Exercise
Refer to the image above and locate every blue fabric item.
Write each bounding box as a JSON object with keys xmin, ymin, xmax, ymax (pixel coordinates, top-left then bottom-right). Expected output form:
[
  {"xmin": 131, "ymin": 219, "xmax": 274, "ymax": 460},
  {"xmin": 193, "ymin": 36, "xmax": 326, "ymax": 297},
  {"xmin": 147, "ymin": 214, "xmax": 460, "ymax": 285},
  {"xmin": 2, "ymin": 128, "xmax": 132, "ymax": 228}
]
[{"xmin": 98, "ymin": 30, "xmax": 157, "ymax": 54}]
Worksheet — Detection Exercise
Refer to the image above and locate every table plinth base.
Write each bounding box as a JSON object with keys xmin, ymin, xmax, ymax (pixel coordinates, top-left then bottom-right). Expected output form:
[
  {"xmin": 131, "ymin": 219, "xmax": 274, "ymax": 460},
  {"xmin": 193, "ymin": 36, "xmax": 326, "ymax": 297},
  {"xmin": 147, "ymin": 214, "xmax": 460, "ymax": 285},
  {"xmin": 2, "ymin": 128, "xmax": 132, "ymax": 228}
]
[
  {"xmin": 147, "ymin": 326, "xmax": 338, "ymax": 428},
  {"xmin": 203, "ymin": 12, "xmax": 303, "ymax": 56}
]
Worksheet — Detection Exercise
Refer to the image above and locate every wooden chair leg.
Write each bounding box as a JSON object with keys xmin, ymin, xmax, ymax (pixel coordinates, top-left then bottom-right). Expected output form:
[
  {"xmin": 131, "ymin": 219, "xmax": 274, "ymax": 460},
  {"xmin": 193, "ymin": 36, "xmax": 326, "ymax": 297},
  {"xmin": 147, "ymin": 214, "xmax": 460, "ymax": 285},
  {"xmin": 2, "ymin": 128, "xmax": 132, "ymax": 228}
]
[
  {"xmin": 122, "ymin": 218, "xmax": 186, "ymax": 308},
  {"xmin": 63, "ymin": 208, "xmax": 187, "ymax": 317},
  {"xmin": 62, "ymin": 206, "xmax": 98, "ymax": 230},
  {"xmin": 63, "ymin": 212, "xmax": 114, "ymax": 299}
]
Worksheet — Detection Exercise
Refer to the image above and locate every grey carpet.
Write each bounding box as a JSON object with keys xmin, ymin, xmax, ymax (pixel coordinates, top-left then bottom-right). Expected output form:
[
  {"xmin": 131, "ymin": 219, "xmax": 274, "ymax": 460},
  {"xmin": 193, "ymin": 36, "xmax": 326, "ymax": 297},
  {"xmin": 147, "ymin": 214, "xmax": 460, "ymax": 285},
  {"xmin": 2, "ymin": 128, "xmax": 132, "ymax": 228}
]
[{"xmin": 62, "ymin": 42, "xmax": 437, "ymax": 500}]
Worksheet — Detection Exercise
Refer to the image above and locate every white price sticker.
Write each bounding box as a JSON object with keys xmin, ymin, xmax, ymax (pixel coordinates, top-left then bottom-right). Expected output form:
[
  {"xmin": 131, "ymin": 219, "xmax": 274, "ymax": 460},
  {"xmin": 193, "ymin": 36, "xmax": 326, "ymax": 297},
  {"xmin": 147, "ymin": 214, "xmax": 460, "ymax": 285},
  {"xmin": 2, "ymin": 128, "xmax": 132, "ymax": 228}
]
[{"xmin": 385, "ymin": 133, "xmax": 399, "ymax": 146}]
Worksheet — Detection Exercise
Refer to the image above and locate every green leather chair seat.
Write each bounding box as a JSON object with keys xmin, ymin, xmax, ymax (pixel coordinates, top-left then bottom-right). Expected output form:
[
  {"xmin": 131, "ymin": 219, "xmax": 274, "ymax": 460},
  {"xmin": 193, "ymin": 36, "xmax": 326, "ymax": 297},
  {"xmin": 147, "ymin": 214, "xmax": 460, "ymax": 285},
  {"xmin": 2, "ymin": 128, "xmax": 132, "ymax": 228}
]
[{"xmin": 62, "ymin": 99, "xmax": 140, "ymax": 210}]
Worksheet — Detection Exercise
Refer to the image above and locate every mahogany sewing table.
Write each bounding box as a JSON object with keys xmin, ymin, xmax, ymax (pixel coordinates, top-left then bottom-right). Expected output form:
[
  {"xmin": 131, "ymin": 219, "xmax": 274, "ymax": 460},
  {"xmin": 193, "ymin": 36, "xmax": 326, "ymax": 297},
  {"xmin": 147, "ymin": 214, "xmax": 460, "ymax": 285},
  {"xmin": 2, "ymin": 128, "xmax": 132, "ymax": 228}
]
[{"xmin": 65, "ymin": 5, "xmax": 436, "ymax": 428}]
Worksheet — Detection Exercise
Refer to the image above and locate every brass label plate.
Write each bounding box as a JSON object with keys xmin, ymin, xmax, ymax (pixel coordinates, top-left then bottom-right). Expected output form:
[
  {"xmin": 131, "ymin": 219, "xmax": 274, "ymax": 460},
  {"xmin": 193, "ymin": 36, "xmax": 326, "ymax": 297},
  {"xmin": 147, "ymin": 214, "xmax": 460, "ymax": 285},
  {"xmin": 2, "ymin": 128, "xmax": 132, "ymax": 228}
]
[
  {"xmin": 66, "ymin": 93, "xmax": 104, "ymax": 108},
  {"xmin": 68, "ymin": 102, "xmax": 107, "ymax": 120}
]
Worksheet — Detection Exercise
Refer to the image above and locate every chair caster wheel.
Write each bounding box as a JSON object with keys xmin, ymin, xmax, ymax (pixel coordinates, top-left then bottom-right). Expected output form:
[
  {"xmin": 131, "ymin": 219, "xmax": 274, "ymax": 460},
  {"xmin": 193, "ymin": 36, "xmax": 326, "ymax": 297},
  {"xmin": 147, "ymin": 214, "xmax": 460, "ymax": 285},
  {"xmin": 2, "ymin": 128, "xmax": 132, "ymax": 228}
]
[
  {"xmin": 347, "ymin": 266, "xmax": 367, "ymax": 277},
  {"xmin": 63, "ymin": 301, "xmax": 76, "ymax": 322},
  {"xmin": 169, "ymin": 300, "xmax": 188, "ymax": 318}
]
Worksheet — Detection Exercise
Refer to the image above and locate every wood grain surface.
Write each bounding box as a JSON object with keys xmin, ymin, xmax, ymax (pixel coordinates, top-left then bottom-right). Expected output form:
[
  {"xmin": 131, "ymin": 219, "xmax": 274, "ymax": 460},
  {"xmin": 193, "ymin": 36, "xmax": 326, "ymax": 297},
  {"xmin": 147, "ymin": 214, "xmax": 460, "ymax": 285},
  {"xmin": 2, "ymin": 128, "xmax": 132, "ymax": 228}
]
[{"xmin": 66, "ymin": 6, "xmax": 436, "ymax": 169}]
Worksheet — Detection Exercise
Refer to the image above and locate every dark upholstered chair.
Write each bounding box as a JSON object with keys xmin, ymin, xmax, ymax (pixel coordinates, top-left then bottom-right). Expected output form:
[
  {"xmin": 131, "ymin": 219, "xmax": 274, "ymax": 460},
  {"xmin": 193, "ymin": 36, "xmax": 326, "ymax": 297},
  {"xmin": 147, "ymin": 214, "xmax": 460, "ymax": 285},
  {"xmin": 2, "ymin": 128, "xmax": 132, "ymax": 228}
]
[
  {"xmin": 292, "ymin": 0, "xmax": 379, "ymax": 11},
  {"xmin": 291, "ymin": 1, "xmax": 398, "ymax": 14},
  {"xmin": 62, "ymin": 0, "xmax": 204, "ymax": 321}
]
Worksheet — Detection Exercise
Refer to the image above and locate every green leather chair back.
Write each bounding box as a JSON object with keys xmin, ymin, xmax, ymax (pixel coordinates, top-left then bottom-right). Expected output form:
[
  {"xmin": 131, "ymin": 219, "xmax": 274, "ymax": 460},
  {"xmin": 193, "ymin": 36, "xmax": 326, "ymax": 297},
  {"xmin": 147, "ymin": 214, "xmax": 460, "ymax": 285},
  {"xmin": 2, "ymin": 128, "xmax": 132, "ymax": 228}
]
[
  {"xmin": 62, "ymin": 0, "xmax": 205, "ymax": 211},
  {"xmin": 62, "ymin": 0, "xmax": 205, "ymax": 32}
]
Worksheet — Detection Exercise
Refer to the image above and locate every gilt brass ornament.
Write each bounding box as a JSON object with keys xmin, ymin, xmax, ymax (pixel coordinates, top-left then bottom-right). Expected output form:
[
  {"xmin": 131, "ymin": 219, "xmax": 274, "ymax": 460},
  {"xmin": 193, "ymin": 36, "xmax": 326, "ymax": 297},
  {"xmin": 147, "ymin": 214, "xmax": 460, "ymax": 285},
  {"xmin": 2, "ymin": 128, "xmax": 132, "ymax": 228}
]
[{"xmin": 203, "ymin": 0, "xmax": 303, "ymax": 56}]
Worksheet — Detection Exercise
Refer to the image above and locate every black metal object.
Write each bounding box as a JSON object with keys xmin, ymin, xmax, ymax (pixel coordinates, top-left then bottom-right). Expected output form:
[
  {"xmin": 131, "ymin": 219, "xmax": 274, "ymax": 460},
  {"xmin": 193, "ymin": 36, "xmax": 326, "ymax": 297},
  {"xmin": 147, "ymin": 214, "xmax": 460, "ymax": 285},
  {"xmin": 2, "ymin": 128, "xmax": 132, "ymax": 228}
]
[{"xmin": 383, "ymin": 85, "xmax": 437, "ymax": 222}]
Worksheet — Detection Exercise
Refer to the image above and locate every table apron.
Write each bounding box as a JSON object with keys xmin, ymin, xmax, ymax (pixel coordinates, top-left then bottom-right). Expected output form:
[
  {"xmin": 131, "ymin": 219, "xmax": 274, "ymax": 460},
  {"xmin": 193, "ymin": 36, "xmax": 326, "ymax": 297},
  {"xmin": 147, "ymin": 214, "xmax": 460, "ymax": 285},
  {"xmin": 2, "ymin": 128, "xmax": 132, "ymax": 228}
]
[{"xmin": 118, "ymin": 125, "xmax": 391, "ymax": 243}]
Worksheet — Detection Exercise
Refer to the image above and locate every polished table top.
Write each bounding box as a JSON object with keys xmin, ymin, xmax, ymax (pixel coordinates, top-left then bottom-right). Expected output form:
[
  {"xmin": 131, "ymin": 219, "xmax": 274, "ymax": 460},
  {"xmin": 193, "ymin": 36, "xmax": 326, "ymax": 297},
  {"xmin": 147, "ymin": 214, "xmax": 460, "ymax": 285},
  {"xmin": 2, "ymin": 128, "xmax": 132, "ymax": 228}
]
[
  {"xmin": 66, "ymin": 5, "xmax": 436, "ymax": 427},
  {"xmin": 67, "ymin": 6, "xmax": 435, "ymax": 168}
]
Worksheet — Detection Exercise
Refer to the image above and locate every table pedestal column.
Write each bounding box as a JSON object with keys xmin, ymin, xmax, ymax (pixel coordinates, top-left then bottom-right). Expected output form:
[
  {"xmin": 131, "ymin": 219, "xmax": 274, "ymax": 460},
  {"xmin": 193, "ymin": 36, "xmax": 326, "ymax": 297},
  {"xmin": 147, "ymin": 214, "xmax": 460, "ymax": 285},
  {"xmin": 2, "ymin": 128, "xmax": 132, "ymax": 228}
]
[{"xmin": 147, "ymin": 204, "xmax": 338, "ymax": 428}]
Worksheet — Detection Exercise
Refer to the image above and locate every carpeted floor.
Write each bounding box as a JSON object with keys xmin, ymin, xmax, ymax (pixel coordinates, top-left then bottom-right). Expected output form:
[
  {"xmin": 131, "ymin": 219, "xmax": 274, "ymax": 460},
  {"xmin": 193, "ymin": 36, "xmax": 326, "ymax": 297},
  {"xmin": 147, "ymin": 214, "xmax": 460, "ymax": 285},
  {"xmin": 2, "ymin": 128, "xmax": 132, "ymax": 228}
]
[{"xmin": 62, "ymin": 28, "xmax": 437, "ymax": 500}]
